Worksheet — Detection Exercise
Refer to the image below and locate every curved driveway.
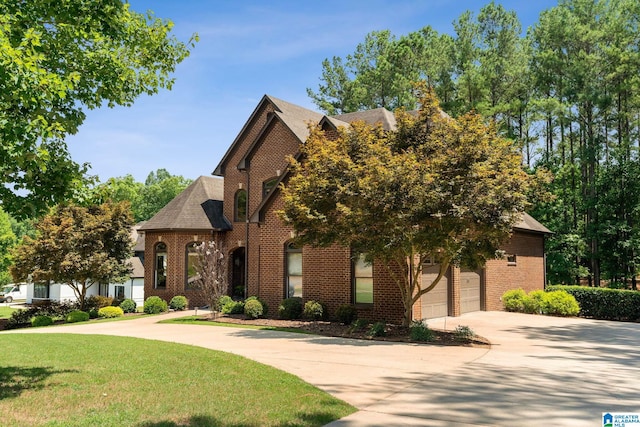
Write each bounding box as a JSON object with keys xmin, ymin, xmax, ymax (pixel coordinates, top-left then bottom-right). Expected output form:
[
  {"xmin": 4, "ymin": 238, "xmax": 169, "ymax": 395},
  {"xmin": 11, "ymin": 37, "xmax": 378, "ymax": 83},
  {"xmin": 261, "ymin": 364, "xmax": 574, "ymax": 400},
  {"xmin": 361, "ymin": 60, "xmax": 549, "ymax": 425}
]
[{"xmin": 5, "ymin": 311, "xmax": 640, "ymax": 426}]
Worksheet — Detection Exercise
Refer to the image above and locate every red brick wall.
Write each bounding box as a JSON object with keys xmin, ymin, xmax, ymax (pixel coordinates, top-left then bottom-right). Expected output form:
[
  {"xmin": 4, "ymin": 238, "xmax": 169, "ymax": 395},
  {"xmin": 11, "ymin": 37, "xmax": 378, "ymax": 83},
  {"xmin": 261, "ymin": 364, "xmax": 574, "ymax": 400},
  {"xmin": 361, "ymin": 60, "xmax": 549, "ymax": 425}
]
[
  {"xmin": 484, "ymin": 231, "xmax": 546, "ymax": 311},
  {"xmin": 143, "ymin": 230, "xmax": 221, "ymax": 308}
]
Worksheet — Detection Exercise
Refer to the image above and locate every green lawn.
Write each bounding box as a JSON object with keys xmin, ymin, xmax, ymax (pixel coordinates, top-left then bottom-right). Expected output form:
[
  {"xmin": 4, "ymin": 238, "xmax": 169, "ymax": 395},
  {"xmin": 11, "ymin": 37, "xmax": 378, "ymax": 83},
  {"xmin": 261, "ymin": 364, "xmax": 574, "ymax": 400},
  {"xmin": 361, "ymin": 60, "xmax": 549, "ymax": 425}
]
[
  {"xmin": 0, "ymin": 306, "xmax": 18, "ymax": 319},
  {"xmin": 0, "ymin": 334, "xmax": 355, "ymax": 427}
]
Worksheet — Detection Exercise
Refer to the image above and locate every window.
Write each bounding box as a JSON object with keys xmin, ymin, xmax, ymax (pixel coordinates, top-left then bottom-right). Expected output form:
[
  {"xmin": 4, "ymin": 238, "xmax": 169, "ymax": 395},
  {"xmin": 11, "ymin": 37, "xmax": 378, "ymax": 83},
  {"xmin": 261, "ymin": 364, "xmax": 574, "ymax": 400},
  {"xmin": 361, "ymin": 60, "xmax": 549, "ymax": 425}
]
[
  {"xmin": 155, "ymin": 242, "xmax": 167, "ymax": 289},
  {"xmin": 507, "ymin": 254, "xmax": 517, "ymax": 265},
  {"xmin": 286, "ymin": 242, "xmax": 302, "ymax": 298},
  {"xmin": 235, "ymin": 189, "xmax": 247, "ymax": 222},
  {"xmin": 34, "ymin": 282, "xmax": 49, "ymax": 299},
  {"xmin": 263, "ymin": 177, "xmax": 278, "ymax": 197},
  {"xmin": 353, "ymin": 253, "xmax": 373, "ymax": 304},
  {"xmin": 99, "ymin": 283, "xmax": 109, "ymax": 296},
  {"xmin": 186, "ymin": 242, "xmax": 200, "ymax": 289},
  {"xmin": 114, "ymin": 285, "xmax": 125, "ymax": 300}
]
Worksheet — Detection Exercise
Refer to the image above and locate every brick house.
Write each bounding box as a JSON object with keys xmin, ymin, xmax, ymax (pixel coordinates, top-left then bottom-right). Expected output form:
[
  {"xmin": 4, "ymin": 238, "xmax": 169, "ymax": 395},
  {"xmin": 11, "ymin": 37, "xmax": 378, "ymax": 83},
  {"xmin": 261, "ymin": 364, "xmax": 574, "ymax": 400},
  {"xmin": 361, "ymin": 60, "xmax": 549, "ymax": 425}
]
[{"xmin": 141, "ymin": 95, "xmax": 550, "ymax": 323}]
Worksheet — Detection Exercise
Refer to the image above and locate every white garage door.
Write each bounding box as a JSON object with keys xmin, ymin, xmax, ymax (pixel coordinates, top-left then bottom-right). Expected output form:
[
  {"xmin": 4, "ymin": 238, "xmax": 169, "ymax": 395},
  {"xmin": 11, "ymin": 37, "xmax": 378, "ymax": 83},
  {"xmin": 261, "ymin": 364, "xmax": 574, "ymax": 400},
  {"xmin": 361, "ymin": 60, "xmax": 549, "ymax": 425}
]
[
  {"xmin": 421, "ymin": 264, "xmax": 449, "ymax": 319},
  {"xmin": 460, "ymin": 269, "xmax": 481, "ymax": 314}
]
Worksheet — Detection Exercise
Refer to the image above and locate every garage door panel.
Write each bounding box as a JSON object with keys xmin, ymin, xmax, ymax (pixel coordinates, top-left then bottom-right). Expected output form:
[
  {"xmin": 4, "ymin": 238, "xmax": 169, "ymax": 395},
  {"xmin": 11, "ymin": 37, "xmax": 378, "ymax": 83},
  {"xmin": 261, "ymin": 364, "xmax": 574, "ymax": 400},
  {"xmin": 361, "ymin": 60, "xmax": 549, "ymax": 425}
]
[
  {"xmin": 460, "ymin": 269, "xmax": 481, "ymax": 314},
  {"xmin": 421, "ymin": 265, "xmax": 449, "ymax": 319}
]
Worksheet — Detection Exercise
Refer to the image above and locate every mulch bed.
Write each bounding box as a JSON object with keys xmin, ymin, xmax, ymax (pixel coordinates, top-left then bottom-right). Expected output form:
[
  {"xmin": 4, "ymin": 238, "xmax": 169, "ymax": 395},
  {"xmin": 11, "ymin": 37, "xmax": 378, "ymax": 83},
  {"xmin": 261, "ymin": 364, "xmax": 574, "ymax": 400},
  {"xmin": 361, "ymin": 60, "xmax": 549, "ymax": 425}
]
[{"xmin": 199, "ymin": 314, "xmax": 491, "ymax": 348}]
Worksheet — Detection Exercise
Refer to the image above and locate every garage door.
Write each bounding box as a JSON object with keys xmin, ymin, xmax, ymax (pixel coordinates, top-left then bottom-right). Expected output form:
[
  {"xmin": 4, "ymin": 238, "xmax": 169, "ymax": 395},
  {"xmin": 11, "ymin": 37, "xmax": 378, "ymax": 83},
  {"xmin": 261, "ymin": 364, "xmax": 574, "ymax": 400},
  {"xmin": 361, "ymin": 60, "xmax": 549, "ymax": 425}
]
[
  {"xmin": 421, "ymin": 264, "xmax": 449, "ymax": 319},
  {"xmin": 460, "ymin": 269, "xmax": 481, "ymax": 314}
]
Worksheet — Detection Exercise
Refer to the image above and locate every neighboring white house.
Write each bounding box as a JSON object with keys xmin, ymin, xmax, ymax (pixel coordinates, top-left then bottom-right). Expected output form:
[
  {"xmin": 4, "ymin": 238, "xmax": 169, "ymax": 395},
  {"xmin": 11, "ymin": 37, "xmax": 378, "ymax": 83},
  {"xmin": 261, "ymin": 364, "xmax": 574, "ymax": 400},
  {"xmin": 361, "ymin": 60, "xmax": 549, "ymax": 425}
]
[{"xmin": 25, "ymin": 223, "xmax": 146, "ymax": 306}]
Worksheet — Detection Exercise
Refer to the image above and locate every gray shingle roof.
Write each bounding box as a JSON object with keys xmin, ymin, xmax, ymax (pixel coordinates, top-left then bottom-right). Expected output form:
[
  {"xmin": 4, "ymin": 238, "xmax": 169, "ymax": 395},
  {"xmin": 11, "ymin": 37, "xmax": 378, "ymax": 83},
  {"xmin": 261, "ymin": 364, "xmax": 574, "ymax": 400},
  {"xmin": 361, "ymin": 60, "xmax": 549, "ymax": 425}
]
[
  {"xmin": 514, "ymin": 213, "xmax": 551, "ymax": 234},
  {"xmin": 331, "ymin": 107, "xmax": 398, "ymax": 130},
  {"xmin": 128, "ymin": 256, "xmax": 144, "ymax": 278},
  {"xmin": 139, "ymin": 176, "xmax": 231, "ymax": 231}
]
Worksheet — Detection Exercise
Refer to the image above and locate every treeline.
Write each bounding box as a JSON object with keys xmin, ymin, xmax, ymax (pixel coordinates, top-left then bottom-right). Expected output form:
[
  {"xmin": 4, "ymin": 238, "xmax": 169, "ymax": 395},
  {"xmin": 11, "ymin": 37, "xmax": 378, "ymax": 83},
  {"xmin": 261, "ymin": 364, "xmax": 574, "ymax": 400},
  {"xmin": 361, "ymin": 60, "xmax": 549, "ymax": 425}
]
[{"xmin": 307, "ymin": 0, "xmax": 640, "ymax": 288}]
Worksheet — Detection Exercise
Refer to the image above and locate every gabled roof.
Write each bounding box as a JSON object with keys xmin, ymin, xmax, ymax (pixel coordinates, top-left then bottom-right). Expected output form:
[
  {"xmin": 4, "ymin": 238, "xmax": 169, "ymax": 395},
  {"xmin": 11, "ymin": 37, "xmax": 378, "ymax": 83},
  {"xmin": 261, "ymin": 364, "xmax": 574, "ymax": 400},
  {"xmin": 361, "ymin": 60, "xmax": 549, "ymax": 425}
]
[
  {"xmin": 332, "ymin": 107, "xmax": 398, "ymax": 130},
  {"xmin": 139, "ymin": 176, "xmax": 231, "ymax": 231},
  {"xmin": 514, "ymin": 213, "xmax": 551, "ymax": 234},
  {"xmin": 128, "ymin": 256, "xmax": 144, "ymax": 278},
  {"xmin": 131, "ymin": 222, "xmax": 146, "ymax": 252}
]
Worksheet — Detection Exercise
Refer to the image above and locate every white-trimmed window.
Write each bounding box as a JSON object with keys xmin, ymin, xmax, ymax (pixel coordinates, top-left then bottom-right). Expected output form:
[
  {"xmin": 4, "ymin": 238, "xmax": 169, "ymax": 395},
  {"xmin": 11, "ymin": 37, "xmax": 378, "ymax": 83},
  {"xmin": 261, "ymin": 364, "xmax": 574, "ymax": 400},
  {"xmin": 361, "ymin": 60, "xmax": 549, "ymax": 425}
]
[
  {"xmin": 286, "ymin": 242, "xmax": 302, "ymax": 298},
  {"xmin": 154, "ymin": 242, "xmax": 167, "ymax": 289},
  {"xmin": 353, "ymin": 253, "xmax": 373, "ymax": 304}
]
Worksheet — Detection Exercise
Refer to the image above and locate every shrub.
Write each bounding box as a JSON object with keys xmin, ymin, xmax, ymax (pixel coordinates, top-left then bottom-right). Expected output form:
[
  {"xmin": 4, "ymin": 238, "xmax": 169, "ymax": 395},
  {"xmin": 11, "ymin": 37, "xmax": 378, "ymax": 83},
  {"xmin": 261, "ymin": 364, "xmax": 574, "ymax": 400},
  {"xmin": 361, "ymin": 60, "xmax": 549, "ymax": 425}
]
[
  {"xmin": 410, "ymin": 320, "xmax": 434, "ymax": 342},
  {"xmin": 144, "ymin": 296, "xmax": 168, "ymax": 314},
  {"xmin": 222, "ymin": 300, "xmax": 244, "ymax": 314},
  {"xmin": 32, "ymin": 315, "xmax": 53, "ymax": 327},
  {"xmin": 502, "ymin": 289, "xmax": 527, "ymax": 312},
  {"xmin": 169, "ymin": 295, "xmax": 189, "ymax": 311},
  {"xmin": 6, "ymin": 301, "xmax": 77, "ymax": 330},
  {"xmin": 335, "ymin": 304, "xmax": 358, "ymax": 325},
  {"xmin": 86, "ymin": 295, "xmax": 113, "ymax": 310},
  {"xmin": 367, "ymin": 321, "xmax": 386, "ymax": 337},
  {"xmin": 302, "ymin": 300, "xmax": 324, "ymax": 320},
  {"xmin": 89, "ymin": 308, "xmax": 99, "ymax": 319},
  {"xmin": 217, "ymin": 295, "xmax": 233, "ymax": 311},
  {"xmin": 278, "ymin": 297, "xmax": 303, "ymax": 320},
  {"xmin": 245, "ymin": 296, "xmax": 269, "ymax": 317},
  {"xmin": 547, "ymin": 285, "xmax": 640, "ymax": 321},
  {"xmin": 543, "ymin": 290, "xmax": 580, "ymax": 316},
  {"xmin": 98, "ymin": 306, "xmax": 124, "ymax": 318},
  {"xmin": 453, "ymin": 325, "xmax": 475, "ymax": 341},
  {"xmin": 349, "ymin": 318, "xmax": 369, "ymax": 333},
  {"xmin": 524, "ymin": 290, "xmax": 546, "ymax": 314},
  {"xmin": 244, "ymin": 299, "xmax": 264, "ymax": 319},
  {"xmin": 119, "ymin": 299, "xmax": 137, "ymax": 314},
  {"xmin": 66, "ymin": 310, "xmax": 90, "ymax": 323}
]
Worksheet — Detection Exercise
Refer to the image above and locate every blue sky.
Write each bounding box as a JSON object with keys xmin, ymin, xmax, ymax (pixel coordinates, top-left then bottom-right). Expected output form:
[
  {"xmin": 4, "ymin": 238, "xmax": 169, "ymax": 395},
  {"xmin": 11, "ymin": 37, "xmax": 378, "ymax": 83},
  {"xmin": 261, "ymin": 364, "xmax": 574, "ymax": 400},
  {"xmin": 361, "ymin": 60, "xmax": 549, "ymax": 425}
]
[{"xmin": 66, "ymin": 0, "xmax": 558, "ymax": 183}]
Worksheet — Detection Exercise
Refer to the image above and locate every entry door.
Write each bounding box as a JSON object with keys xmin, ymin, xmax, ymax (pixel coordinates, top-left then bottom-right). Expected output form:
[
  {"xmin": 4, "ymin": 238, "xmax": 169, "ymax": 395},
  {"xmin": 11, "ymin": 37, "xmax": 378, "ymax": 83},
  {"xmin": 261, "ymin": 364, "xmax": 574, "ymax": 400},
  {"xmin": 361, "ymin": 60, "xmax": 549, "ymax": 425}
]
[
  {"xmin": 421, "ymin": 264, "xmax": 449, "ymax": 319},
  {"xmin": 460, "ymin": 269, "xmax": 481, "ymax": 314}
]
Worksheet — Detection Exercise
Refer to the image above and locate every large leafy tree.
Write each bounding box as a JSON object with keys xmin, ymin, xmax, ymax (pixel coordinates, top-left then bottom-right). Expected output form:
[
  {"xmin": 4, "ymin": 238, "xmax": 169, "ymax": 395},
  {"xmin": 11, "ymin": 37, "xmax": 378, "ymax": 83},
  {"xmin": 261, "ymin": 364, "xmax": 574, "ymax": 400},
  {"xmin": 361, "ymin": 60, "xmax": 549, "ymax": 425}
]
[
  {"xmin": 91, "ymin": 169, "xmax": 191, "ymax": 222},
  {"xmin": 0, "ymin": 0, "xmax": 195, "ymax": 218},
  {"xmin": 0, "ymin": 207, "xmax": 17, "ymax": 286},
  {"xmin": 10, "ymin": 202, "xmax": 134, "ymax": 309},
  {"xmin": 282, "ymin": 87, "xmax": 538, "ymax": 326}
]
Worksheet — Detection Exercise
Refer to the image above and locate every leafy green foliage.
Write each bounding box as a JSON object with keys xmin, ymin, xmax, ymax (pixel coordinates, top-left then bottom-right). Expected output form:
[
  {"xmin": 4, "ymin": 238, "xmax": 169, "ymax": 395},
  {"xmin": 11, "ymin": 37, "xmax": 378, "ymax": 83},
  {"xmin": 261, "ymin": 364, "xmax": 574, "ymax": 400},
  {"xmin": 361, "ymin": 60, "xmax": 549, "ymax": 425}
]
[
  {"xmin": 66, "ymin": 310, "xmax": 90, "ymax": 323},
  {"xmin": 302, "ymin": 300, "xmax": 324, "ymax": 320},
  {"xmin": 547, "ymin": 285, "xmax": 640, "ymax": 321},
  {"xmin": 5, "ymin": 300, "xmax": 76, "ymax": 329},
  {"xmin": 86, "ymin": 295, "xmax": 114, "ymax": 311},
  {"xmin": 221, "ymin": 300, "xmax": 244, "ymax": 315},
  {"xmin": 409, "ymin": 320, "xmax": 434, "ymax": 342},
  {"xmin": 10, "ymin": 202, "xmax": 134, "ymax": 310},
  {"xmin": 169, "ymin": 295, "xmax": 189, "ymax": 311},
  {"xmin": 0, "ymin": 207, "xmax": 17, "ymax": 286},
  {"xmin": 453, "ymin": 325, "xmax": 475, "ymax": 341},
  {"xmin": 367, "ymin": 322, "xmax": 386, "ymax": 337},
  {"xmin": 246, "ymin": 296, "xmax": 268, "ymax": 317},
  {"xmin": 31, "ymin": 315, "xmax": 53, "ymax": 327},
  {"xmin": 143, "ymin": 296, "xmax": 168, "ymax": 314},
  {"xmin": 243, "ymin": 299, "xmax": 264, "ymax": 319},
  {"xmin": 0, "ymin": 2, "xmax": 195, "ymax": 218},
  {"xmin": 543, "ymin": 290, "xmax": 580, "ymax": 317},
  {"xmin": 283, "ymin": 85, "xmax": 538, "ymax": 326},
  {"xmin": 118, "ymin": 298, "xmax": 137, "ymax": 313},
  {"xmin": 98, "ymin": 306, "xmax": 124, "ymax": 318},
  {"xmin": 278, "ymin": 297, "xmax": 303, "ymax": 320},
  {"xmin": 335, "ymin": 304, "xmax": 358, "ymax": 325},
  {"xmin": 502, "ymin": 289, "xmax": 528, "ymax": 312}
]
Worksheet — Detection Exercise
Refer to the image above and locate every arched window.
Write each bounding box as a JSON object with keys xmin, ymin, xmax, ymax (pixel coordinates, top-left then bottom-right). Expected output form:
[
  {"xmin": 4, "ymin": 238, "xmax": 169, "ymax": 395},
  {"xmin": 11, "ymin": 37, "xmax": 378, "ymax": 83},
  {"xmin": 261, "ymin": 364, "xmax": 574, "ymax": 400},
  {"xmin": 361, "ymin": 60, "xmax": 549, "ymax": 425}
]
[
  {"xmin": 285, "ymin": 242, "xmax": 302, "ymax": 298},
  {"xmin": 235, "ymin": 189, "xmax": 247, "ymax": 222},
  {"xmin": 353, "ymin": 253, "xmax": 373, "ymax": 304},
  {"xmin": 154, "ymin": 242, "xmax": 167, "ymax": 289},
  {"xmin": 185, "ymin": 242, "xmax": 200, "ymax": 289}
]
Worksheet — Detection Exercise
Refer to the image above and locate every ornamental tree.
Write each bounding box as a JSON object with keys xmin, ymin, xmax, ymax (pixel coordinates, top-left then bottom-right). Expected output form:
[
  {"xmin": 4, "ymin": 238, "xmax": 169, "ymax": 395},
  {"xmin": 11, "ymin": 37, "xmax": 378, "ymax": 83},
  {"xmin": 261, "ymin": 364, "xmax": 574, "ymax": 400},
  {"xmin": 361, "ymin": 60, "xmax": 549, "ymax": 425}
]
[
  {"xmin": 10, "ymin": 202, "xmax": 134, "ymax": 310},
  {"xmin": 0, "ymin": 0, "xmax": 195, "ymax": 218},
  {"xmin": 190, "ymin": 239, "xmax": 227, "ymax": 317},
  {"xmin": 281, "ymin": 85, "xmax": 540, "ymax": 326}
]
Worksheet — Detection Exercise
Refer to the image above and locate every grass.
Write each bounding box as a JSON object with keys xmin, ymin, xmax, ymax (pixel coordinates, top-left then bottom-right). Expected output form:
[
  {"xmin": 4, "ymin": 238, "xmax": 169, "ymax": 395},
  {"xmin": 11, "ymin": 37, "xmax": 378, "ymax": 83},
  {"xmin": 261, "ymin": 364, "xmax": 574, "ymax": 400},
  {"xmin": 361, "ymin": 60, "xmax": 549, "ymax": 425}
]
[
  {"xmin": 0, "ymin": 334, "xmax": 355, "ymax": 427},
  {"xmin": 0, "ymin": 306, "xmax": 18, "ymax": 319},
  {"xmin": 159, "ymin": 315, "xmax": 314, "ymax": 334}
]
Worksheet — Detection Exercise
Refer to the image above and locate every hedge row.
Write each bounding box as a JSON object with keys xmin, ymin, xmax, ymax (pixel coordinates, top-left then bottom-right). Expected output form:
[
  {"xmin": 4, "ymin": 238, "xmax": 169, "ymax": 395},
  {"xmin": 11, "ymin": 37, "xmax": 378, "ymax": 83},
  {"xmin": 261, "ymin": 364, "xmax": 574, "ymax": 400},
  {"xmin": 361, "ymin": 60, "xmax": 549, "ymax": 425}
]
[{"xmin": 546, "ymin": 285, "xmax": 640, "ymax": 321}]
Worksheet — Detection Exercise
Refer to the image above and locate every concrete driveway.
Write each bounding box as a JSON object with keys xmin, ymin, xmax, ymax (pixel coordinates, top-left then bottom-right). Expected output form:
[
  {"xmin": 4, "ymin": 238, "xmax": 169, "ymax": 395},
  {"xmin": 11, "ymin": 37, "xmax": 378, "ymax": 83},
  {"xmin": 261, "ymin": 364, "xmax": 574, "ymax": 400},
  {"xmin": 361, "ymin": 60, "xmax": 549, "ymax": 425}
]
[{"xmin": 4, "ymin": 311, "xmax": 640, "ymax": 426}]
